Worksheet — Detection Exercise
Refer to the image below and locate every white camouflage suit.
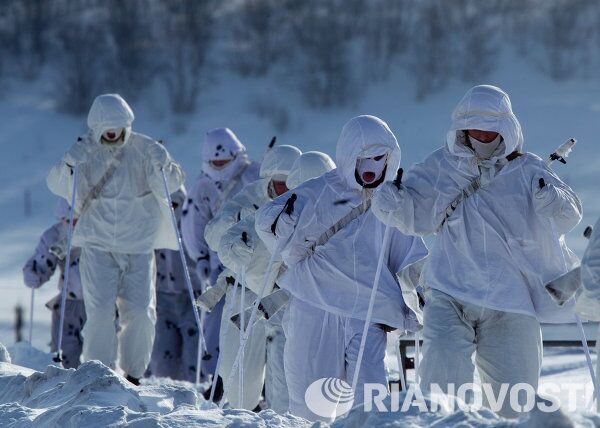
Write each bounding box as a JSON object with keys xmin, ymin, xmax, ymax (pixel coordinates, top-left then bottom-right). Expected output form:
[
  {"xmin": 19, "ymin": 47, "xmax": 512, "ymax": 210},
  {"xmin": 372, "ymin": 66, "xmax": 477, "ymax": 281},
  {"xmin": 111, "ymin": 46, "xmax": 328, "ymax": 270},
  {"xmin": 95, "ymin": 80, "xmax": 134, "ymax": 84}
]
[
  {"xmin": 22, "ymin": 199, "xmax": 86, "ymax": 369},
  {"xmin": 207, "ymin": 146, "xmax": 333, "ymax": 413},
  {"xmin": 205, "ymin": 145, "xmax": 301, "ymax": 412},
  {"xmin": 256, "ymin": 116, "xmax": 428, "ymax": 422},
  {"xmin": 181, "ymin": 127, "xmax": 260, "ymax": 381},
  {"xmin": 47, "ymin": 94, "xmax": 184, "ymax": 379},
  {"xmin": 373, "ymin": 85, "xmax": 583, "ymax": 418},
  {"xmin": 149, "ymin": 188, "xmax": 204, "ymax": 382}
]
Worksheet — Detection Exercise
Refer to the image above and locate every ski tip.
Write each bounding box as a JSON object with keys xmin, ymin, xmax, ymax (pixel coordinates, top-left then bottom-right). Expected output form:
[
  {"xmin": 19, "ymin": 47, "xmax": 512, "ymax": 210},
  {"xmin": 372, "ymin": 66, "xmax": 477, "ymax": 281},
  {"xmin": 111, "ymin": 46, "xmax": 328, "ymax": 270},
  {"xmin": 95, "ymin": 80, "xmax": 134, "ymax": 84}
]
[{"xmin": 268, "ymin": 136, "xmax": 277, "ymax": 148}]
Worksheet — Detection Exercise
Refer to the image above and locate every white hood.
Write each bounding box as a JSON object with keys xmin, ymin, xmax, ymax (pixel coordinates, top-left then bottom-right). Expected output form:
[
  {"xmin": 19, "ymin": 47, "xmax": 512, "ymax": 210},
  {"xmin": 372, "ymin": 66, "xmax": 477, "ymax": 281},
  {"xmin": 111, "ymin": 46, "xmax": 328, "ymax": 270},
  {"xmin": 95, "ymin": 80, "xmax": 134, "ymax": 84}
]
[
  {"xmin": 446, "ymin": 85, "xmax": 523, "ymax": 161},
  {"xmin": 286, "ymin": 151, "xmax": 336, "ymax": 189},
  {"xmin": 260, "ymin": 145, "xmax": 302, "ymax": 179},
  {"xmin": 87, "ymin": 94, "xmax": 134, "ymax": 144},
  {"xmin": 202, "ymin": 128, "xmax": 249, "ymax": 181},
  {"xmin": 335, "ymin": 115, "xmax": 401, "ymax": 191}
]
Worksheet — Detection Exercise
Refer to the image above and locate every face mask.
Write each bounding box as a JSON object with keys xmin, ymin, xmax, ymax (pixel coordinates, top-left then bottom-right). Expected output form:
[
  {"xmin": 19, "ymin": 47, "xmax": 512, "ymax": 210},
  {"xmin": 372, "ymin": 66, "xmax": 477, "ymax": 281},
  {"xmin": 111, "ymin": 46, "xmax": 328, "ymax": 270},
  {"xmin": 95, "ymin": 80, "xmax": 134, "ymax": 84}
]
[
  {"xmin": 469, "ymin": 134, "xmax": 502, "ymax": 159},
  {"xmin": 101, "ymin": 128, "xmax": 125, "ymax": 144},
  {"xmin": 356, "ymin": 154, "xmax": 387, "ymax": 185}
]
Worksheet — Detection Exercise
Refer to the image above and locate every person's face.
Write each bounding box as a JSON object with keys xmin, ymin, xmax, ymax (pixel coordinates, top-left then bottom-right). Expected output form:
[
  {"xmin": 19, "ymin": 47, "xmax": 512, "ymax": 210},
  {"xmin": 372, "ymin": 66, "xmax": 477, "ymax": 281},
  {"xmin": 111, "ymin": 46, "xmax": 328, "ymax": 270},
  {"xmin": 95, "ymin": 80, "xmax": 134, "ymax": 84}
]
[
  {"xmin": 271, "ymin": 179, "xmax": 288, "ymax": 196},
  {"xmin": 467, "ymin": 129, "xmax": 499, "ymax": 144},
  {"xmin": 102, "ymin": 128, "xmax": 124, "ymax": 142},
  {"xmin": 356, "ymin": 154, "xmax": 387, "ymax": 185},
  {"xmin": 209, "ymin": 159, "xmax": 233, "ymax": 170}
]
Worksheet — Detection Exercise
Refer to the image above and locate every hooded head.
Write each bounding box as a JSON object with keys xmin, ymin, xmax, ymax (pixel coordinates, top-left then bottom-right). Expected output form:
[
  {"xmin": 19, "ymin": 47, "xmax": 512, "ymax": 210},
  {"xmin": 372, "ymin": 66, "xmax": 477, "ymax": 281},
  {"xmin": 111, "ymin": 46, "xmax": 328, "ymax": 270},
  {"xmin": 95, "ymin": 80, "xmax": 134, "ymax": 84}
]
[
  {"xmin": 286, "ymin": 151, "xmax": 335, "ymax": 189},
  {"xmin": 260, "ymin": 145, "xmax": 302, "ymax": 179},
  {"xmin": 260, "ymin": 144, "xmax": 302, "ymax": 197},
  {"xmin": 335, "ymin": 115, "xmax": 401, "ymax": 191},
  {"xmin": 87, "ymin": 94, "xmax": 135, "ymax": 145},
  {"xmin": 202, "ymin": 128, "xmax": 249, "ymax": 181},
  {"xmin": 447, "ymin": 85, "xmax": 523, "ymax": 161}
]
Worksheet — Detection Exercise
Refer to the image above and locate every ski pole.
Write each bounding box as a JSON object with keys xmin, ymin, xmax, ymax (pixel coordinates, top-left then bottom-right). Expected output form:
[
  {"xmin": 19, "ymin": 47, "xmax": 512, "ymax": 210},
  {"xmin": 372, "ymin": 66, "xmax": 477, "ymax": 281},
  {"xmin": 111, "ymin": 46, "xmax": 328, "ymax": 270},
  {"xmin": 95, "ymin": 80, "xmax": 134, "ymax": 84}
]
[
  {"xmin": 160, "ymin": 168, "xmax": 206, "ymax": 385},
  {"xmin": 209, "ymin": 276, "xmax": 240, "ymax": 402},
  {"xmin": 53, "ymin": 167, "xmax": 78, "ymax": 363},
  {"xmin": 28, "ymin": 288, "xmax": 35, "ymax": 343},
  {"xmin": 414, "ymin": 330, "xmax": 421, "ymax": 384},
  {"xmin": 221, "ymin": 193, "xmax": 297, "ymax": 408},
  {"xmin": 238, "ymin": 267, "xmax": 246, "ymax": 406},
  {"xmin": 396, "ymin": 338, "xmax": 407, "ymax": 391},
  {"xmin": 351, "ymin": 169, "xmax": 403, "ymax": 397}
]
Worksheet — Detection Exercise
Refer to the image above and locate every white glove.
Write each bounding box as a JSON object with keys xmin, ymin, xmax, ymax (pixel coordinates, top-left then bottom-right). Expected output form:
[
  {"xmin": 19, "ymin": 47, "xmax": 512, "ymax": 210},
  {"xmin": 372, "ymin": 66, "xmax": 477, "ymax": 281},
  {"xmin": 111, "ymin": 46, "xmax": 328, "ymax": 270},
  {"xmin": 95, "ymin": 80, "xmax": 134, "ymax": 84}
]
[
  {"xmin": 230, "ymin": 231, "xmax": 255, "ymax": 268},
  {"xmin": 64, "ymin": 138, "xmax": 91, "ymax": 166},
  {"xmin": 196, "ymin": 259, "xmax": 210, "ymax": 283},
  {"xmin": 23, "ymin": 269, "xmax": 42, "ymax": 289},
  {"xmin": 533, "ymin": 178, "xmax": 562, "ymax": 218},
  {"xmin": 274, "ymin": 211, "xmax": 298, "ymax": 239},
  {"xmin": 372, "ymin": 181, "xmax": 407, "ymax": 224},
  {"xmin": 147, "ymin": 142, "xmax": 169, "ymax": 169}
]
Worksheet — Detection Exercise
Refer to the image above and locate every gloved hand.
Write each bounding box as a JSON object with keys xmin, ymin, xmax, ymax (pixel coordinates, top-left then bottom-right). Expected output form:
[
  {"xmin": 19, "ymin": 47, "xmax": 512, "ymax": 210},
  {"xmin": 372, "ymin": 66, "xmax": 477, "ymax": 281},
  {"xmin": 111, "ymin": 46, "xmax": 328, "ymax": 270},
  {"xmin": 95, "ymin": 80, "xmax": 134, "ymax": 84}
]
[
  {"xmin": 23, "ymin": 269, "xmax": 42, "ymax": 289},
  {"xmin": 64, "ymin": 138, "xmax": 91, "ymax": 166},
  {"xmin": 230, "ymin": 230, "xmax": 255, "ymax": 268},
  {"xmin": 147, "ymin": 142, "xmax": 169, "ymax": 169},
  {"xmin": 196, "ymin": 259, "xmax": 211, "ymax": 283},
  {"xmin": 372, "ymin": 181, "xmax": 407, "ymax": 224},
  {"xmin": 533, "ymin": 178, "xmax": 563, "ymax": 218},
  {"xmin": 274, "ymin": 211, "xmax": 298, "ymax": 239}
]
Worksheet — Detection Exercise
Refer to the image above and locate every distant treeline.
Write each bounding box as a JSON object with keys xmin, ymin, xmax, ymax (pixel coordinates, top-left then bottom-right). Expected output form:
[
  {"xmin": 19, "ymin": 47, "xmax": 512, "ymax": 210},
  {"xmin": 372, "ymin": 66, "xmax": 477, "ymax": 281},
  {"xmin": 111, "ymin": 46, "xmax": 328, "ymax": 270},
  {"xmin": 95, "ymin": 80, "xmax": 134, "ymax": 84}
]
[{"xmin": 1, "ymin": 0, "xmax": 598, "ymax": 115}]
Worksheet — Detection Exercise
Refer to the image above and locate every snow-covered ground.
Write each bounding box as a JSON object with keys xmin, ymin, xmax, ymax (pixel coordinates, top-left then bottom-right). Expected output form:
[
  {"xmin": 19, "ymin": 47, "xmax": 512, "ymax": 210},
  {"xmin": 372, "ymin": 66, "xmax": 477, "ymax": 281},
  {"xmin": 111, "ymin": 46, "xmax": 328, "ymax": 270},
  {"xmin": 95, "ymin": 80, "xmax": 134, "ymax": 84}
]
[
  {"xmin": 0, "ymin": 341, "xmax": 599, "ymax": 427},
  {"xmin": 1, "ymin": 51, "xmax": 600, "ymax": 426}
]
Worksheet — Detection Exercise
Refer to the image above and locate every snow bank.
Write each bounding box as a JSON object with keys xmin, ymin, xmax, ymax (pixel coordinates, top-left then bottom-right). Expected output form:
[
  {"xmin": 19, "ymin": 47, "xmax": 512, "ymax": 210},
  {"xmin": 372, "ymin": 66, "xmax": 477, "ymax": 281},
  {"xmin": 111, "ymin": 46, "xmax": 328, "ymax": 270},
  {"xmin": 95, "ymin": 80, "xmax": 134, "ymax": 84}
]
[
  {"xmin": 1, "ymin": 353, "xmax": 599, "ymax": 427},
  {"xmin": 7, "ymin": 342, "xmax": 56, "ymax": 372},
  {"xmin": 0, "ymin": 358, "xmax": 315, "ymax": 427}
]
